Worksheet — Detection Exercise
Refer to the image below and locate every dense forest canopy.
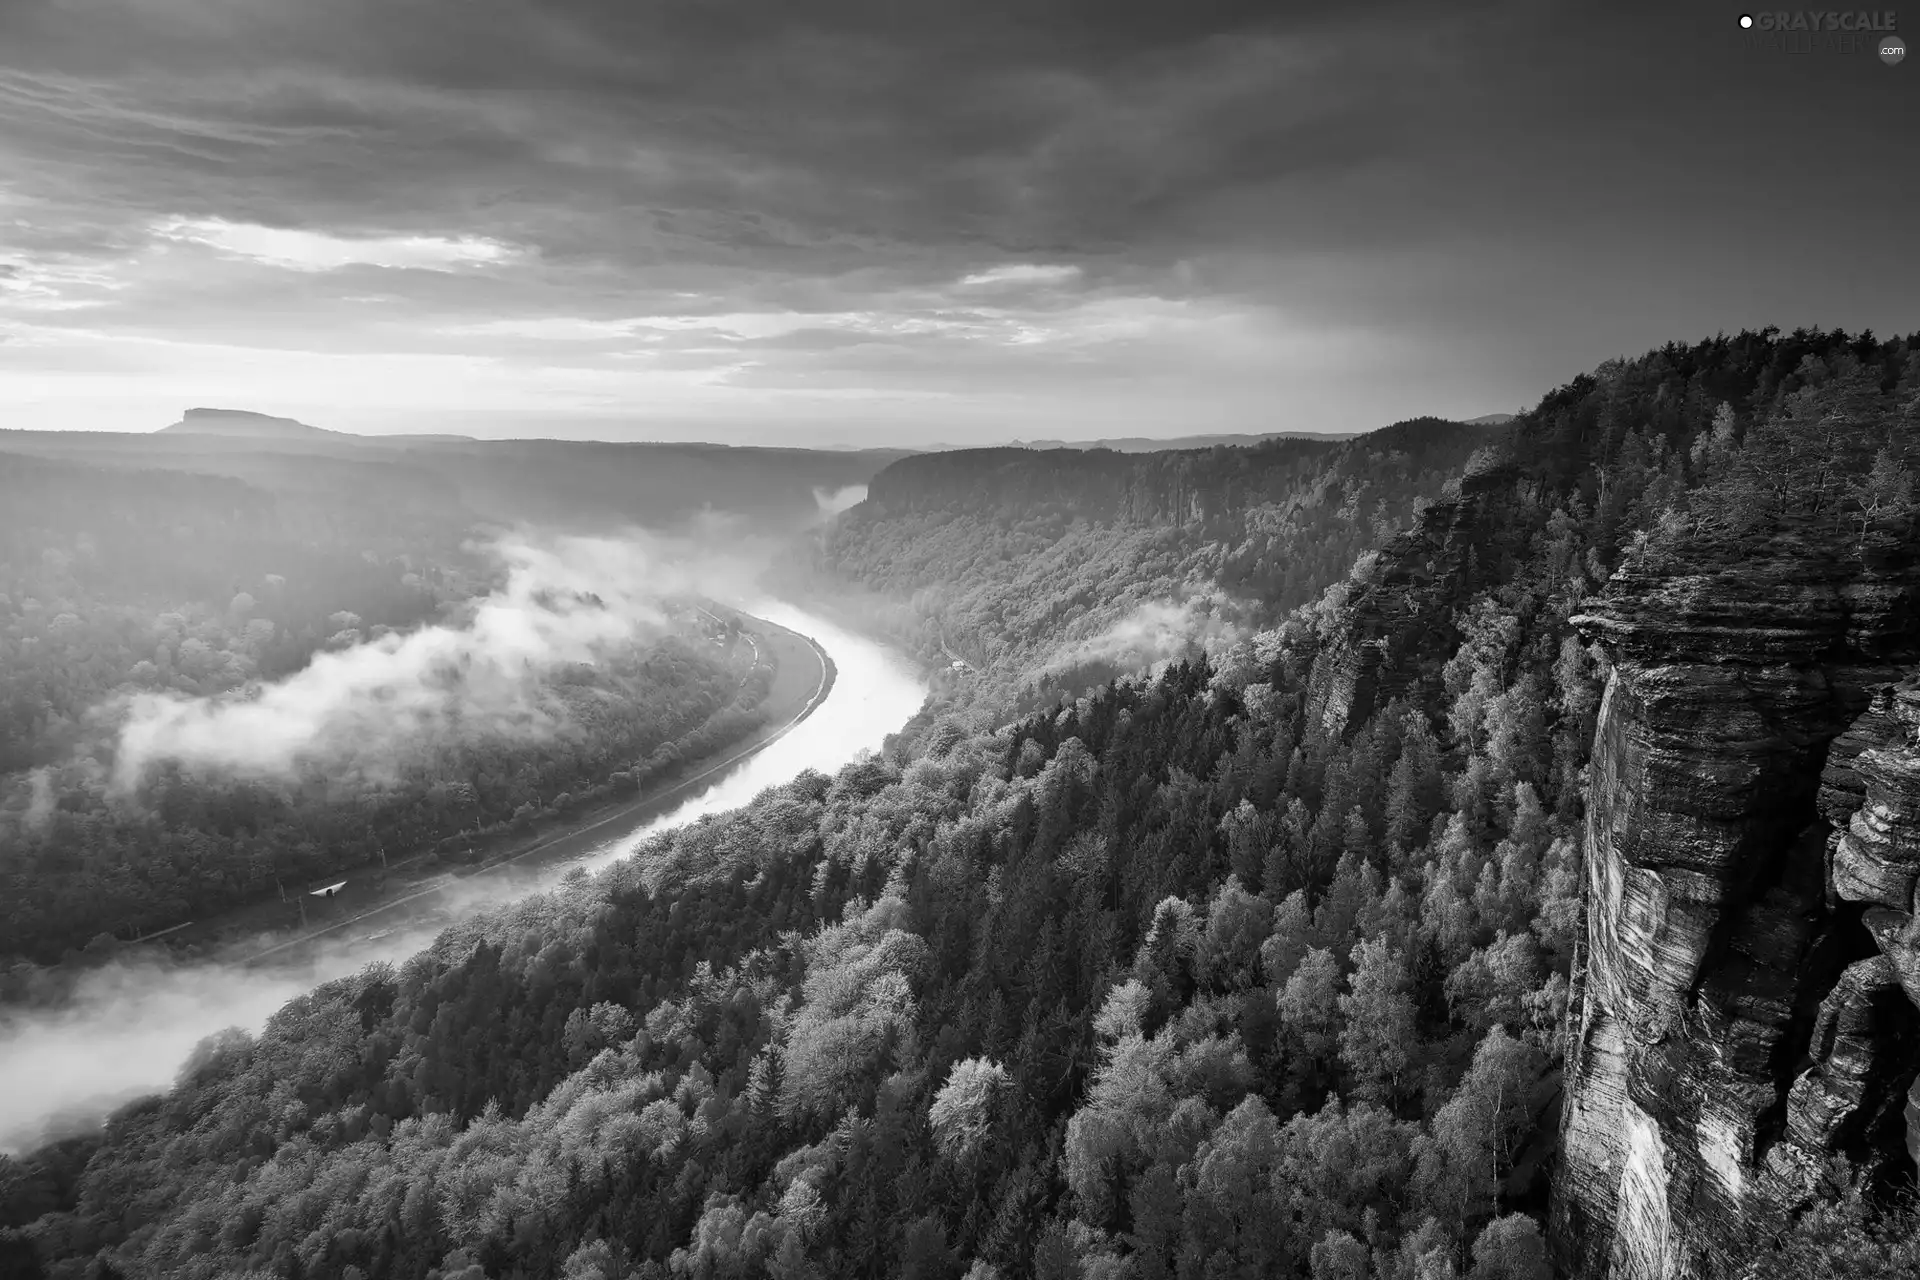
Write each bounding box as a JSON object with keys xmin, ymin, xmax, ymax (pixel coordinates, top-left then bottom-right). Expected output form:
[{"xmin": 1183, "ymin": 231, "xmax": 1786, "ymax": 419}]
[
  {"xmin": 0, "ymin": 445, "xmax": 793, "ymax": 964},
  {"xmin": 6, "ymin": 328, "xmax": 1920, "ymax": 1279},
  {"xmin": 0, "ymin": 428, "xmax": 905, "ymax": 540},
  {"xmin": 804, "ymin": 419, "xmax": 1492, "ymax": 719}
]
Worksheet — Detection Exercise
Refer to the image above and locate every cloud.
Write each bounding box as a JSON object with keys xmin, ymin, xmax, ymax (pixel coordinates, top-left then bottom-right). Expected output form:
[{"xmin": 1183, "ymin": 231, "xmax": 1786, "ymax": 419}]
[
  {"xmin": 151, "ymin": 217, "xmax": 518, "ymax": 272},
  {"xmin": 109, "ymin": 530, "xmax": 752, "ymax": 789},
  {"xmin": 812, "ymin": 484, "xmax": 867, "ymax": 517},
  {"xmin": 959, "ymin": 263, "xmax": 1082, "ymax": 287},
  {"xmin": 0, "ymin": 601, "xmax": 930, "ymax": 1159},
  {"xmin": 22, "ymin": 768, "xmax": 55, "ymax": 832},
  {"xmin": 1042, "ymin": 596, "xmax": 1247, "ymax": 678},
  {"xmin": 0, "ymin": 0, "xmax": 1484, "ymax": 441},
  {"xmin": 0, "ymin": 3, "xmax": 1430, "ymax": 299},
  {"xmin": 0, "ymin": 253, "xmax": 128, "ymax": 312},
  {"xmin": 0, "ymin": 0, "xmax": 1911, "ymax": 442},
  {"xmin": 445, "ymin": 316, "xmax": 640, "ymax": 342}
]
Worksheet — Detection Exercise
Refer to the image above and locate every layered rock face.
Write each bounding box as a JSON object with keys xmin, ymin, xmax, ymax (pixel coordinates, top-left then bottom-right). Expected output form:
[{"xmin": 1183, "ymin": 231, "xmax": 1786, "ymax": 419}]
[
  {"xmin": 1304, "ymin": 462, "xmax": 1522, "ymax": 740},
  {"xmin": 1552, "ymin": 535, "xmax": 1920, "ymax": 1279}
]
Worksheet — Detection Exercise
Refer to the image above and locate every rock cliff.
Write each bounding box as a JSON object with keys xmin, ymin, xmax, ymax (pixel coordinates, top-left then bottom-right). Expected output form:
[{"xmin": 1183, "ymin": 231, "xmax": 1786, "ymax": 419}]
[
  {"xmin": 1551, "ymin": 531, "xmax": 1920, "ymax": 1279},
  {"xmin": 1303, "ymin": 459, "xmax": 1523, "ymax": 741},
  {"xmin": 859, "ymin": 418, "xmax": 1485, "ymax": 527}
]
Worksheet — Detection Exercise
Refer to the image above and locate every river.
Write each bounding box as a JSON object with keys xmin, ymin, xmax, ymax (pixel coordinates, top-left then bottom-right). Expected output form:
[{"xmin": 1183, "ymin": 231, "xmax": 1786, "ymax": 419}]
[{"xmin": 0, "ymin": 601, "xmax": 926, "ymax": 1155}]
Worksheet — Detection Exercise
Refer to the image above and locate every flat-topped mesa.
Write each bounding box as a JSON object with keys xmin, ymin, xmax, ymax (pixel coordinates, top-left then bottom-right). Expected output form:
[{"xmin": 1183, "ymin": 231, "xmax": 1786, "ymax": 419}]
[
  {"xmin": 159, "ymin": 407, "xmax": 343, "ymax": 439},
  {"xmin": 1551, "ymin": 533, "xmax": 1920, "ymax": 1280}
]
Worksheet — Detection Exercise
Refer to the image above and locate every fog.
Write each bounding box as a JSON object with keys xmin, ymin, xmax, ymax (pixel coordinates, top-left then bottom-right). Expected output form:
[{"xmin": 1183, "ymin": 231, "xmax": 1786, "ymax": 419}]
[
  {"xmin": 1043, "ymin": 595, "xmax": 1246, "ymax": 676},
  {"xmin": 22, "ymin": 767, "xmax": 55, "ymax": 831},
  {"xmin": 109, "ymin": 529, "xmax": 762, "ymax": 789},
  {"xmin": 0, "ymin": 602, "xmax": 926, "ymax": 1155},
  {"xmin": 811, "ymin": 484, "xmax": 868, "ymax": 518}
]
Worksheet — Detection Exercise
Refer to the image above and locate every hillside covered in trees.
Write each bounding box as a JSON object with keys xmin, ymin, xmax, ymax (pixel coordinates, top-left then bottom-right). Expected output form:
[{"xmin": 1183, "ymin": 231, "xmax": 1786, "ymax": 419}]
[
  {"xmin": 0, "ymin": 427, "xmax": 904, "ymax": 542},
  {"xmin": 6, "ymin": 329, "xmax": 1920, "ymax": 1280},
  {"xmin": 804, "ymin": 420, "xmax": 1492, "ymax": 717},
  {"xmin": 0, "ymin": 450, "xmax": 774, "ymax": 964}
]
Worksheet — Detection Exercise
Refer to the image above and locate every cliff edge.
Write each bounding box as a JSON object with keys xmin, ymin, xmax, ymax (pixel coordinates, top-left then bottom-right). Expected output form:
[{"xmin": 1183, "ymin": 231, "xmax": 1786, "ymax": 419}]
[{"xmin": 1552, "ymin": 530, "xmax": 1920, "ymax": 1278}]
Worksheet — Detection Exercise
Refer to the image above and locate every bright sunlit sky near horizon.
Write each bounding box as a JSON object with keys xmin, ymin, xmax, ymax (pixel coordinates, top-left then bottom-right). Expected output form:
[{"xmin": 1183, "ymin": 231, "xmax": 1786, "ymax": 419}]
[{"xmin": 0, "ymin": 0, "xmax": 1913, "ymax": 447}]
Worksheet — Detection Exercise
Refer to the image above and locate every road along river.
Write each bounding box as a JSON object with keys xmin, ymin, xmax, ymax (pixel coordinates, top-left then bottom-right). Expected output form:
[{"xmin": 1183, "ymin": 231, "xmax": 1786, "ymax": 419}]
[
  {"xmin": 237, "ymin": 599, "xmax": 836, "ymax": 968},
  {"xmin": 0, "ymin": 601, "xmax": 926, "ymax": 1155}
]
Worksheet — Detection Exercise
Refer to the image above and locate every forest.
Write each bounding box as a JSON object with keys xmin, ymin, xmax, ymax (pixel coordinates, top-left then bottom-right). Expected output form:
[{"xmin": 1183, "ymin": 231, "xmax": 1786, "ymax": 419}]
[
  {"xmin": 0, "ymin": 426, "xmax": 903, "ymax": 542},
  {"xmin": 5, "ymin": 328, "xmax": 1920, "ymax": 1279},
  {"xmin": 803, "ymin": 419, "xmax": 1493, "ymax": 717},
  {"xmin": 0, "ymin": 451, "xmax": 774, "ymax": 964}
]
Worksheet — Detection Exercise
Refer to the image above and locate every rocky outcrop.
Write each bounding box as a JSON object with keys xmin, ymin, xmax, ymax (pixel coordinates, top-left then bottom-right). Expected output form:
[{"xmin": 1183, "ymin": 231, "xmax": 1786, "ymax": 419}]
[
  {"xmin": 159, "ymin": 407, "xmax": 344, "ymax": 438},
  {"xmin": 1552, "ymin": 534, "xmax": 1920, "ymax": 1280},
  {"xmin": 1304, "ymin": 460, "xmax": 1523, "ymax": 741},
  {"xmin": 860, "ymin": 418, "xmax": 1486, "ymax": 528}
]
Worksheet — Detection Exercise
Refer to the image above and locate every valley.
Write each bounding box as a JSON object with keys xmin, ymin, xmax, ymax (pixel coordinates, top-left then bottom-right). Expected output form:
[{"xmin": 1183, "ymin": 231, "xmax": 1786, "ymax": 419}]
[
  {"xmin": 2, "ymin": 6, "xmax": 1909, "ymax": 1274},
  {"xmin": 230, "ymin": 604, "xmax": 834, "ymax": 970},
  {"xmin": 4, "ymin": 330, "xmax": 1920, "ymax": 1280},
  {"xmin": 0, "ymin": 602, "xmax": 924, "ymax": 1159}
]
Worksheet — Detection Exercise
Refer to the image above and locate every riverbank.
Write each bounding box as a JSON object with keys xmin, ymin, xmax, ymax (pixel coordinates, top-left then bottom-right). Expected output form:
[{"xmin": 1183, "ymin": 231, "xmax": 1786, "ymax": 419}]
[
  {"xmin": 231, "ymin": 609, "xmax": 832, "ymax": 967},
  {"xmin": 108, "ymin": 609, "xmax": 831, "ymax": 970},
  {"xmin": 0, "ymin": 607, "xmax": 935, "ymax": 1159}
]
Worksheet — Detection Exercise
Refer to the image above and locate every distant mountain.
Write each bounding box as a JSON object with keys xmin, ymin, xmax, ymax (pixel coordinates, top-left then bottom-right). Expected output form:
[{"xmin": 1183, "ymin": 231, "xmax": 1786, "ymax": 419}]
[
  {"xmin": 804, "ymin": 415, "xmax": 1492, "ymax": 713},
  {"xmin": 1463, "ymin": 413, "xmax": 1516, "ymax": 425},
  {"xmin": 158, "ymin": 407, "xmax": 347, "ymax": 440},
  {"xmin": 1006, "ymin": 430, "xmax": 1358, "ymax": 452},
  {"xmin": 157, "ymin": 408, "xmax": 476, "ymax": 445},
  {"xmin": 4, "ymin": 416, "xmax": 906, "ymax": 538}
]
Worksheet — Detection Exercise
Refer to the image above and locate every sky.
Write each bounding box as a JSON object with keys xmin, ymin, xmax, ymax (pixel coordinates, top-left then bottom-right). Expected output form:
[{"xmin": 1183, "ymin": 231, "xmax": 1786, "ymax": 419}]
[{"xmin": 0, "ymin": 0, "xmax": 1912, "ymax": 447}]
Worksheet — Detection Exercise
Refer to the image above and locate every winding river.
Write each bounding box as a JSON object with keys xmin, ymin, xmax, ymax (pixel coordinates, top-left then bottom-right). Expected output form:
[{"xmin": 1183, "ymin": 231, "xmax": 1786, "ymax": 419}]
[{"xmin": 0, "ymin": 602, "xmax": 926, "ymax": 1155}]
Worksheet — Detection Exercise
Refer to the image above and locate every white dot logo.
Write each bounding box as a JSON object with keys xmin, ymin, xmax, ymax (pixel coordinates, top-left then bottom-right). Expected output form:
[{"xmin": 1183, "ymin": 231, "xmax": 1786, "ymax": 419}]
[
  {"xmin": 1739, "ymin": 13, "xmax": 1754, "ymax": 28},
  {"xmin": 1883, "ymin": 34, "xmax": 1907, "ymax": 64}
]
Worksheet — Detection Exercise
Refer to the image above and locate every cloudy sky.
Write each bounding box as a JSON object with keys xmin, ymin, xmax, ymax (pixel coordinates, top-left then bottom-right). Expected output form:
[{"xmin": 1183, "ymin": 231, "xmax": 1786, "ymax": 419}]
[{"xmin": 0, "ymin": 0, "xmax": 1912, "ymax": 446}]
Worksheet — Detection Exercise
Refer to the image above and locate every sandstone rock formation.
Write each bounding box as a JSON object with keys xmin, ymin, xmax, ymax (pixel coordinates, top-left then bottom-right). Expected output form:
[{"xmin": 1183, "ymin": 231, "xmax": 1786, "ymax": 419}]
[
  {"xmin": 1304, "ymin": 461, "xmax": 1522, "ymax": 741},
  {"xmin": 1551, "ymin": 534, "xmax": 1920, "ymax": 1279}
]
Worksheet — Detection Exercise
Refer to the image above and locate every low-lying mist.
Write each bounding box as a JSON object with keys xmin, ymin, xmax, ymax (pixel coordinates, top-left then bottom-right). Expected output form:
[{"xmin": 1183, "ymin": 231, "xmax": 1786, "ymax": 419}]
[
  {"xmin": 0, "ymin": 603, "xmax": 929, "ymax": 1157},
  {"xmin": 1042, "ymin": 594, "xmax": 1248, "ymax": 678},
  {"xmin": 985, "ymin": 594, "xmax": 1254, "ymax": 716},
  {"xmin": 812, "ymin": 484, "xmax": 868, "ymax": 519},
  {"xmin": 0, "ymin": 940, "xmax": 396, "ymax": 1155},
  {"xmin": 108, "ymin": 528, "xmax": 763, "ymax": 791}
]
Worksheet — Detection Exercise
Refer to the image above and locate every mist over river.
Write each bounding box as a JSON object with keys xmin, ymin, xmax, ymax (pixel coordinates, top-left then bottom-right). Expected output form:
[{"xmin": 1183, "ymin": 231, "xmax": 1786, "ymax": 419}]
[{"xmin": 0, "ymin": 602, "xmax": 926, "ymax": 1155}]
